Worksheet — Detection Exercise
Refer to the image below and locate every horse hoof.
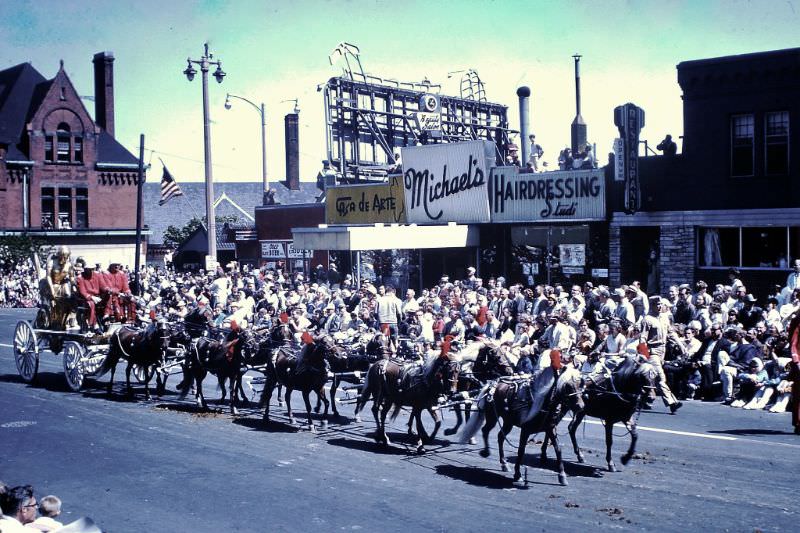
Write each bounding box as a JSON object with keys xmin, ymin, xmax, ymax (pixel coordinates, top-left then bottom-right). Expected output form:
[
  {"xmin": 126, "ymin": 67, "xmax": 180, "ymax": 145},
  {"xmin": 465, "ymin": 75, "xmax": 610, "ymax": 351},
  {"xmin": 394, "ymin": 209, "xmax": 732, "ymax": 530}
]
[
  {"xmin": 443, "ymin": 428, "xmax": 457, "ymax": 436},
  {"xmin": 469, "ymin": 437, "xmax": 476, "ymax": 446},
  {"xmin": 321, "ymin": 420, "xmax": 328, "ymax": 429},
  {"xmin": 416, "ymin": 446, "xmax": 426, "ymax": 455},
  {"xmin": 232, "ymin": 408, "xmax": 239, "ymax": 416},
  {"xmin": 608, "ymin": 463, "xmax": 617, "ymax": 473},
  {"xmin": 314, "ymin": 406, "xmax": 321, "ymax": 414},
  {"xmin": 621, "ymin": 454, "xmax": 631, "ymax": 466},
  {"xmin": 288, "ymin": 417, "xmax": 296, "ymax": 425},
  {"xmin": 479, "ymin": 449, "xmax": 491, "ymax": 458},
  {"xmin": 577, "ymin": 453, "xmax": 586, "ymax": 464},
  {"xmin": 558, "ymin": 474, "xmax": 568, "ymax": 486},
  {"xmin": 501, "ymin": 463, "xmax": 509, "ymax": 473},
  {"xmin": 354, "ymin": 415, "xmax": 362, "ymax": 423},
  {"xmin": 309, "ymin": 424, "xmax": 317, "ymax": 434},
  {"xmin": 513, "ymin": 472, "xmax": 521, "ymax": 482},
  {"xmin": 408, "ymin": 428, "xmax": 415, "ymax": 437}
]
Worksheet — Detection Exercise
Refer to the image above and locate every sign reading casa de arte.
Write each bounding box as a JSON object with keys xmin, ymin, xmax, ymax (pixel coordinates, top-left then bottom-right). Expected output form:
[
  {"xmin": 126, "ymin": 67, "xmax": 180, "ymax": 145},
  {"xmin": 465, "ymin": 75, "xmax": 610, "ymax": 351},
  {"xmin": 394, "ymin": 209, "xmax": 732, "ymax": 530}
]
[
  {"xmin": 488, "ymin": 166, "xmax": 606, "ymax": 222},
  {"xmin": 401, "ymin": 140, "xmax": 493, "ymax": 224},
  {"xmin": 325, "ymin": 175, "xmax": 406, "ymax": 224}
]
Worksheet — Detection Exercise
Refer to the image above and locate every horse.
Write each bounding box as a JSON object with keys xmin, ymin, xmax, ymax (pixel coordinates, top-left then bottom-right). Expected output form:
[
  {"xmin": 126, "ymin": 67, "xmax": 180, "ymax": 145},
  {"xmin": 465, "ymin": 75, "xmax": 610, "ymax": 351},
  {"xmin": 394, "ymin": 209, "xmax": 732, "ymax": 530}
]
[
  {"xmin": 354, "ymin": 351, "xmax": 461, "ymax": 453},
  {"xmin": 101, "ymin": 319, "xmax": 171, "ymax": 400},
  {"xmin": 443, "ymin": 341, "xmax": 515, "ymax": 437},
  {"xmin": 260, "ymin": 333, "xmax": 345, "ymax": 432},
  {"xmin": 541, "ymin": 355, "xmax": 658, "ymax": 472},
  {"xmin": 459, "ymin": 356, "xmax": 585, "ymax": 486},
  {"xmin": 179, "ymin": 327, "xmax": 245, "ymax": 415}
]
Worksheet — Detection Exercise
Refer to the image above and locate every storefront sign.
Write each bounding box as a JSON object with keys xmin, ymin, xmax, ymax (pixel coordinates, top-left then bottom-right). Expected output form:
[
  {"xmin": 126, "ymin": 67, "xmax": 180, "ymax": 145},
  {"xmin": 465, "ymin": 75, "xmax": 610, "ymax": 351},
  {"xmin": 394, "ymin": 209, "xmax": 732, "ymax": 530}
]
[
  {"xmin": 591, "ymin": 268, "xmax": 609, "ymax": 278},
  {"xmin": 613, "ymin": 138, "xmax": 625, "ymax": 182},
  {"xmin": 287, "ymin": 242, "xmax": 310, "ymax": 259},
  {"xmin": 489, "ymin": 166, "xmax": 605, "ymax": 222},
  {"xmin": 562, "ymin": 266, "xmax": 584, "ymax": 275},
  {"xmin": 559, "ymin": 244, "xmax": 586, "ymax": 267},
  {"xmin": 325, "ymin": 175, "xmax": 406, "ymax": 224},
  {"xmin": 614, "ymin": 103, "xmax": 645, "ymax": 214},
  {"xmin": 401, "ymin": 140, "xmax": 493, "ymax": 224},
  {"xmin": 260, "ymin": 241, "xmax": 286, "ymax": 259},
  {"xmin": 414, "ymin": 112, "xmax": 442, "ymax": 131}
]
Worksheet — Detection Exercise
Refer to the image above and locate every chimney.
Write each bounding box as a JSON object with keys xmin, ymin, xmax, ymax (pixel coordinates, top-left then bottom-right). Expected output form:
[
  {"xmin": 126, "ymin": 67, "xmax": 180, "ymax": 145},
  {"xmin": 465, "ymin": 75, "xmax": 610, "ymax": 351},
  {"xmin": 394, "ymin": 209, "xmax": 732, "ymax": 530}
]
[
  {"xmin": 516, "ymin": 86, "xmax": 531, "ymax": 165},
  {"xmin": 284, "ymin": 112, "xmax": 300, "ymax": 191},
  {"xmin": 570, "ymin": 54, "xmax": 587, "ymax": 155},
  {"xmin": 93, "ymin": 52, "xmax": 115, "ymax": 136}
]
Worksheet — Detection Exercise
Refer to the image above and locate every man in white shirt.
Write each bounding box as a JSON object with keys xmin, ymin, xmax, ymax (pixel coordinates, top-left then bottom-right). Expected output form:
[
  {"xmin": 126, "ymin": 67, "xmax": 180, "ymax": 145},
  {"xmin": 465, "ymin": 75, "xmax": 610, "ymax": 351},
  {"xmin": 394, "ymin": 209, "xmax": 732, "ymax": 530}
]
[{"xmin": 0, "ymin": 485, "xmax": 38, "ymax": 532}]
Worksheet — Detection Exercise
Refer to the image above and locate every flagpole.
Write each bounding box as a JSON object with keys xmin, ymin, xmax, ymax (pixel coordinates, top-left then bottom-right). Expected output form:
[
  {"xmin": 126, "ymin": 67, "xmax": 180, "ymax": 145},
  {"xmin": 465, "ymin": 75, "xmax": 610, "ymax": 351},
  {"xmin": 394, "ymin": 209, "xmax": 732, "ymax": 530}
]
[{"xmin": 134, "ymin": 134, "xmax": 145, "ymax": 297}]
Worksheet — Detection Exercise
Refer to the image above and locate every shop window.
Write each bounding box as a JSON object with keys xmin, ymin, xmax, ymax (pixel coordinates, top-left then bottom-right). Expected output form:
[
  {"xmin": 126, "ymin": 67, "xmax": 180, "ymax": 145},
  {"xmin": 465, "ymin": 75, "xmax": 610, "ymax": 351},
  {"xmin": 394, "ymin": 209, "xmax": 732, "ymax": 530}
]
[
  {"xmin": 731, "ymin": 114, "xmax": 754, "ymax": 176},
  {"xmin": 57, "ymin": 187, "xmax": 72, "ymax": 229},
  {"xmin": 56, "ymin": 123, "xmax": 71, "ymax": 163},
  {"xmin": 742, "ymin": 227, "xmax": 787, "ymax": 268},
  {"xmin": 765, "ymin": 111, "xmax": 789, "ymax": 175},
  {"xmin": 75, "ymin": 187, "xmax": 88, "ymax": 229},
  {"xmin": 41, "ymin": 187, "xmax": 55, "ymax": 229},
  {"xmin": 699, "ymin": 227, "xmax": 739, "ymax": 267}
]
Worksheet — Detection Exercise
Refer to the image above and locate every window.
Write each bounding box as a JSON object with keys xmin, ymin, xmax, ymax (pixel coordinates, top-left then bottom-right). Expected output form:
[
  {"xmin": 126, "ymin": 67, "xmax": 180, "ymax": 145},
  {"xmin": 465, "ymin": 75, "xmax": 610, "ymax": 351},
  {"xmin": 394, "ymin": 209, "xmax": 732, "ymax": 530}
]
[
  {"xmin": 41, "ymin": 187, "xmax": 55, "ymax": 229},
  {"xmin": 56, "ymin": 123, "xmax": 71, "ymax": 163},
  {"xmin": 765, "ymin": 111, "xmax": 789, "ymax": 175},
  {"xmin": 731, "ymin": 114, "xmax": 754, "ymax": 176},
  {"xmin": 57, "ymin": 187, "xmax": 72, "ymax": 229},
  {"xmin": 74, "ymin": 137, "xmax": 83, "ymax": 163},
  {"xmin": 699, "ymin": 226, "xmax": 797, "ymax": 269},
  {"xmin": 75, "ymin": 187, "xmax": 88, "ymax": 229},
  {"xmin": 44, "ymin": 135, "xmax": 54, "ymax": 162}
]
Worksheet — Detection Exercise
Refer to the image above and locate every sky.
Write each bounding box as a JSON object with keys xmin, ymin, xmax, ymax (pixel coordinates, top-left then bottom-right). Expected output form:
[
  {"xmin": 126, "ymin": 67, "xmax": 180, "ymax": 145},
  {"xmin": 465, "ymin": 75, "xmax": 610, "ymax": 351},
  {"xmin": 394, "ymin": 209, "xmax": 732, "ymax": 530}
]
[{"xmin": 2, "ymin": 0, "xmax": 799, "ymax": 182}]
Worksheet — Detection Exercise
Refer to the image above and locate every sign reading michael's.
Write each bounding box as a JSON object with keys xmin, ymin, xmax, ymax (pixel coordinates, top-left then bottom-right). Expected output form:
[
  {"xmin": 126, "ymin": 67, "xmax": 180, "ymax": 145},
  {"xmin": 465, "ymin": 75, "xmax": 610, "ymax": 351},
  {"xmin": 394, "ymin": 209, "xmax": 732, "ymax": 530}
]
[
  {"xmin": 489, "ymin": 166, "xmax": 606, "ymax": 222},
  {"xmin": 401, "ymin": 140, "xmax": 493, "ymax": 224}
]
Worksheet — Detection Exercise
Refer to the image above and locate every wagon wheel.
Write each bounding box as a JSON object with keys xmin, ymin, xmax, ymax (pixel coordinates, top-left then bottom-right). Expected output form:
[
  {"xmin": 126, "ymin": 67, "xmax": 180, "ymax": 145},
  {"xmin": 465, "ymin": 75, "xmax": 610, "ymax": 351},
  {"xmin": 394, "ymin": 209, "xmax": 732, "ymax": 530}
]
[
  {"xmin": 63, "ymin": 341, "xmax": 87, "ymax": 392},
  {"xmin": 13, "ymin": 321, "xmax": 39, "ymax": 383}
]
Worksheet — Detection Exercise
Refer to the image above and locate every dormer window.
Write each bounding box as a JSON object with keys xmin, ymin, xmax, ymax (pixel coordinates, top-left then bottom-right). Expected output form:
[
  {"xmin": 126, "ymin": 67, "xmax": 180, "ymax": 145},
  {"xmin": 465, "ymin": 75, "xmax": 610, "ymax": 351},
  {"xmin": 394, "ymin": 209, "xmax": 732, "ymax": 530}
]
[
  {"xmin": 57, "ymin": 123, "xmax": 71, "ymax": 162},
  {"xmin": 46, "ymin": 122, "xmax": 83, "ymax": 164}
]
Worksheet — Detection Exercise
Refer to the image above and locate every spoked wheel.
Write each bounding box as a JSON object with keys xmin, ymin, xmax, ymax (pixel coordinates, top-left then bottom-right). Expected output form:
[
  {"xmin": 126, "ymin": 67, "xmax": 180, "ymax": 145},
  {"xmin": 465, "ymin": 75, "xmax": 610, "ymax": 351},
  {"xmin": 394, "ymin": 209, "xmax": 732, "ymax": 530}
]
[
  {"xmin": 13, "ymin": 321, "xmax": 39, "ymax": 383},
  {"xmin": 63, "ymin": 341, "xmax": 86, "ymax": 392}
]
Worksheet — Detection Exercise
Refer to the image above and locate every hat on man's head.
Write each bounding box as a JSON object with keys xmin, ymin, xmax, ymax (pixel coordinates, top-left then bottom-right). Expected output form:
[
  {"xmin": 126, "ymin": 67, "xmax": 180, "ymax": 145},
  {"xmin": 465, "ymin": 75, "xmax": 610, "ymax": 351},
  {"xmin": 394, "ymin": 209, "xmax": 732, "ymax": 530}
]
[
  {"xmin": 744, "ymin": 293, "xmax": 757, "ymax": 303},
  {"xmin": 467, "ymin": 267, "xmax": 476, "ymax": 274},
  {"xmin": 612, "ymin": 288, "xmax": 626, "ymax": 298}
]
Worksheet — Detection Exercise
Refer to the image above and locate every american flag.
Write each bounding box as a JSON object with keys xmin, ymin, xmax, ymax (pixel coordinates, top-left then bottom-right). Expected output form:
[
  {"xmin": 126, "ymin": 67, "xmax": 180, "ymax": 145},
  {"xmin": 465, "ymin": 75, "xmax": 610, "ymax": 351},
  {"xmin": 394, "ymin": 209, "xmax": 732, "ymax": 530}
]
[{"xmin": 158, "ymin": 163, "xmax": 183, "ymax": 206}]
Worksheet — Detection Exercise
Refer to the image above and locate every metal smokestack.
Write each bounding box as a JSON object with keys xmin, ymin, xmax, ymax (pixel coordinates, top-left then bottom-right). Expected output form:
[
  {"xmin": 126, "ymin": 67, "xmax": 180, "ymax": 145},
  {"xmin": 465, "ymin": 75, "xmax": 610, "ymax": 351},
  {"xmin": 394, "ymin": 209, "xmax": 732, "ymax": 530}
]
[
  {"xmin": 571, "ymin": 54, "xmax": 587, "ymax": 155},
  {"xmin": 517, "ymin": 86, "xmax": 531, "ymax": 165}
]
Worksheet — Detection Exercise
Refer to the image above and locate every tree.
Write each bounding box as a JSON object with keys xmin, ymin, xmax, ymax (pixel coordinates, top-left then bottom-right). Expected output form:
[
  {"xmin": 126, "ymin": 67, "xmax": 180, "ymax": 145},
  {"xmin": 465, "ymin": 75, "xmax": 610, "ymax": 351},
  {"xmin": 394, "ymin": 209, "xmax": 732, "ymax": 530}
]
[
  {"xmin": 161, "ymin": 215, "xmax": 240, "ymax": 248},
  {"xmin": 0, "ymin": 234, "xmax": 52, "ymax": 274}
]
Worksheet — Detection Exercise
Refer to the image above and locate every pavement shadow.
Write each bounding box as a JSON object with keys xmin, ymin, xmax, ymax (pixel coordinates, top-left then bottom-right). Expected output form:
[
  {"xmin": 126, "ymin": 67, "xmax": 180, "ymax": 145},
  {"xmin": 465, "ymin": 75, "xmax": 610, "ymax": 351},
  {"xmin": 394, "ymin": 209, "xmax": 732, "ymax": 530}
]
[
  {"xmin": 0, "ymin": 371, "xmax": 74, "ymax": 393},
  {"xmin": 536, "ymin": 456, "xmax": 605, "ymax": 478},
  {"xmin": 326, "ymin": 436, "xmax": 409, "ymax": 455},
  {"xmin": 232, "ymin": 418, "xmax": 299, "ymax": 433},
  {"xmin": 708, "ymin": 428, "xmax": 795, "ymax": 436},
  {"xmin": 434, "ymin": 464, "xmax": 532, "ymax": 489}
]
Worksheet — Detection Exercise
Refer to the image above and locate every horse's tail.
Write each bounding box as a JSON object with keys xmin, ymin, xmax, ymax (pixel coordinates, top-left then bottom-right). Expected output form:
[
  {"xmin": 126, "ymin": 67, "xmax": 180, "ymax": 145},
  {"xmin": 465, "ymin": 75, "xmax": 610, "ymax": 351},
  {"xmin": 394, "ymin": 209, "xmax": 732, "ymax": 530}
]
[
  {"xmin": 354, "ymin": 364, "xmax": 374, "ymax": 415},
  {"xmin": 98, "ymin": 330, "xmax": 122, "ymax": 376},
  {"xmin": 388, "ymin": 401, "xmax": 403, "ymax": 423},
  {"xmin": 459, "ymin": 383, "xmax": 491, "ymax": 444}
]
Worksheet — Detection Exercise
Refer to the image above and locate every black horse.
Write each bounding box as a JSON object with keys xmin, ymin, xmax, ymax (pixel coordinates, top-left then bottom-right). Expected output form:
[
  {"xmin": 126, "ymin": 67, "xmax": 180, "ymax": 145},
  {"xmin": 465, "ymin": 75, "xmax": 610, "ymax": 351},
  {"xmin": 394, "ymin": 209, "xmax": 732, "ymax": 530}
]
[
  {"xmin": 444, "ymin": 341, "xmax": 515, "ymax": 437},
  {"xmin": 260, "ymin": 334, "xmax": 345, "ymax": 432},
  {"xmin": 354, "ymin": 353, "xmax": 460, "ymax": 453},
  {"xmin": 179, "ymin": 327, "xmax": 245, "ymax": 415},
  {"xmin": 542, "ymin": 356, "xmax": 658, "ymax": 472},
  {"xmin": 101, "ymin": 320, "xmax": 171, "ymax": 400},
  {"xmin": 460, "ymin": 360, "xmax": 584, "ymax": 485}
]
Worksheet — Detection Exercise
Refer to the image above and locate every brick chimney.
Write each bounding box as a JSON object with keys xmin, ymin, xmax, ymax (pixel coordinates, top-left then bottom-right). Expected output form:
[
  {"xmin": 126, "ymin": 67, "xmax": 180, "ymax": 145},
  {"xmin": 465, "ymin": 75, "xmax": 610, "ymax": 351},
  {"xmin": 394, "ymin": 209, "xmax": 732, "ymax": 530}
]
[
  {"xmin": 93, "ymin": 52, "xmax": 115, "ymax": 136},
  {"xmin": 284, "ymin": 112, "xmax": 299, "ymax": 190}
]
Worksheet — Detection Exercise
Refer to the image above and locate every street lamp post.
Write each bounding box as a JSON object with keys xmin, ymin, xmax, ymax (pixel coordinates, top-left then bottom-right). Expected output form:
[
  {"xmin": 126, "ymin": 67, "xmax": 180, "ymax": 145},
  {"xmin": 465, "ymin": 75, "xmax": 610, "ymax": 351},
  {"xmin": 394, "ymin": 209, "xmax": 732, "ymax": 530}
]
[
  {"xmin": 183, "ymin": 43, "xmax": 226, "ymax": 267},
  {"xmin": 224, "ymin": 93, "xmax": 268, "ymax": 196}
]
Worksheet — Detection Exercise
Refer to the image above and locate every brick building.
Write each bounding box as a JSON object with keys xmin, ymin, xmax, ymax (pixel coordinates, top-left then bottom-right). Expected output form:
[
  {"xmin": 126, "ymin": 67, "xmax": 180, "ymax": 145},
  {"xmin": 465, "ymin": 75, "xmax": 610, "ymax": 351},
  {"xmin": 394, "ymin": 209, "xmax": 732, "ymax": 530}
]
[
  {"xmin": 0, "ymin": 52, "xmax": 143, "ymax": 267},
  {"xmin": 610, "ymin": 47, "xmax": 800, "ymax": 297}
]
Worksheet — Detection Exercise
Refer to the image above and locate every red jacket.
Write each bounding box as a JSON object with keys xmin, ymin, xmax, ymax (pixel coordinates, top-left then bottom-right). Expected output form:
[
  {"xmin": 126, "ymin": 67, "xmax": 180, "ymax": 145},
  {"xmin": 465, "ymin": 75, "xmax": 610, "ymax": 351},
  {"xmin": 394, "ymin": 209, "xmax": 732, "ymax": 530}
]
[
  {"xmin": 104, "ymin": 270, "xmax": 130, "ymax": 294},
  {"xmin": 77, "ymin": 273, "xmax": 103, "ymax": 300}
]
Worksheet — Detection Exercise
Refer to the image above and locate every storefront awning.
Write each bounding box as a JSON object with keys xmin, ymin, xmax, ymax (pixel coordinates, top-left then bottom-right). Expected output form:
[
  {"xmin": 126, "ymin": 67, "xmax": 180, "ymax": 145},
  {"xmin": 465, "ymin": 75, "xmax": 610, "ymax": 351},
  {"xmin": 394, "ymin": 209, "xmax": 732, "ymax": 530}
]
[{"xmin": 292, "ymin": 224, "xmax": 479, "ymax": 251}]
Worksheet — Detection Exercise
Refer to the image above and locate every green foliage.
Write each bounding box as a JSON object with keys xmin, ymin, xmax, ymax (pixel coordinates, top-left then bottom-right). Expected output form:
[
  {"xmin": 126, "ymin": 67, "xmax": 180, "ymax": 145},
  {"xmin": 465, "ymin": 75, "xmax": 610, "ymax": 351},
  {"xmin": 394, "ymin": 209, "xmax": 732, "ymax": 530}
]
[
  {"xmin": 0, "ymin": 234, "xmax": 52, "ymax": 273},
  {"xmin": 161, "ymin": 215, "xmax": 240, "ymax": 248}
]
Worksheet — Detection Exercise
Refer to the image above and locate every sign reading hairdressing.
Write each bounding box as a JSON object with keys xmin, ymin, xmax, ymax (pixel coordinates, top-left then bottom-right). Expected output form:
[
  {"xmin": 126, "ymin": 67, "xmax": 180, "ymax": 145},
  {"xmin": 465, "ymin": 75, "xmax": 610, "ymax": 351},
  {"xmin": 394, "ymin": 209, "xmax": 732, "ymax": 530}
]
[
  {"xmin": 325, "ymin": 175, "xmax": 406, "ymax": 224},
  {"xmin": 401, "ymin": 140, "xmax": 493, "ymax": 224},
  {"xmin": 488, "ymin": 166, "xmax": 605, "ymax": 222}
]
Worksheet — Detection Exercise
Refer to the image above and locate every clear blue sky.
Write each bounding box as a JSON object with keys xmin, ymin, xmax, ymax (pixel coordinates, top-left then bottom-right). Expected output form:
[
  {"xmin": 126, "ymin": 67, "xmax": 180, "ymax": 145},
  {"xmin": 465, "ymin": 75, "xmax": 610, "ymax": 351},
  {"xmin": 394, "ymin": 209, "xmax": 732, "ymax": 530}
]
[{"xmin": 2, "ymin": 0, "xmax": 799, "ymax": 181}]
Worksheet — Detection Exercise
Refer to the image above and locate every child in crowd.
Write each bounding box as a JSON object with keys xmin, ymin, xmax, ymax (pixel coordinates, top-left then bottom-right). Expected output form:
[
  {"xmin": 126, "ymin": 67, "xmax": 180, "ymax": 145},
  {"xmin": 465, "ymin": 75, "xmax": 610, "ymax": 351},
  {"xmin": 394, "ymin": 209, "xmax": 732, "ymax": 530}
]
[{"xmin": 29, "ymin": 494, "xmax": 64, "ymax": 532}]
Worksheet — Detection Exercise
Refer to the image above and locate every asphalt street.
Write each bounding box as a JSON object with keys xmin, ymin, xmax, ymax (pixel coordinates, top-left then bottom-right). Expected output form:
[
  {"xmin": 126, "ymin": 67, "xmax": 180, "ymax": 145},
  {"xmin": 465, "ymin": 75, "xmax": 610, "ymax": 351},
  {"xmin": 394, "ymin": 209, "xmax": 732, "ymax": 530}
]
[{"xmin": 1, "ymin": 308, "xmax": 798, "ymax": 532}]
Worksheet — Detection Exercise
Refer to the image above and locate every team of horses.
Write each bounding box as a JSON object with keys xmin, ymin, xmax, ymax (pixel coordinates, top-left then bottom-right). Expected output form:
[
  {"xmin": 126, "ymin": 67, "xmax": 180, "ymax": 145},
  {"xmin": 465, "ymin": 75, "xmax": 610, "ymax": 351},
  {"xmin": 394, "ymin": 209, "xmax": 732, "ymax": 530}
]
[{"xmin": 93, "ymin": 319, "xmax": 661, "ymax": 485}]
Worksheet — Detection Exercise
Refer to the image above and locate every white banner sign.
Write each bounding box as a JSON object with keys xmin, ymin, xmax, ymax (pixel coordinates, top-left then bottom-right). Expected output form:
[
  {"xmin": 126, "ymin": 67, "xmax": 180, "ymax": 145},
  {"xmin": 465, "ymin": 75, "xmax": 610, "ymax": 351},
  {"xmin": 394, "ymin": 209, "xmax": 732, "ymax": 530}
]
[
  {"xmin": 260, "ymin": 241, "xmax": 286, "ymax": 259},
  {"xmin": 401, "ymin": 140, "xmax": 493, "ymax": 224},
  {"xmin": 287, "ymin": 242, "xmax": 309, "ymax": 259},
  {"xmin": 559, "ymin": 244, "xmax": 586, "ymax": 267},
  {"xmin": 489, "ymin": 166, "xmax": 606, "ymax": 222}
]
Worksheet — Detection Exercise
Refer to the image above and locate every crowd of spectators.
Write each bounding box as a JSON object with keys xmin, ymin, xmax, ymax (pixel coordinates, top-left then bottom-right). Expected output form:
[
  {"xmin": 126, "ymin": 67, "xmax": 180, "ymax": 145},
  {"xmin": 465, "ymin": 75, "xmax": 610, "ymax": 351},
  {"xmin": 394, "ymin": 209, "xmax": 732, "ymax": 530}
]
[
  {"xmin": 0, "ymin": 482, "xmax": 68, "ymax": 532},
  {"xmin": 3, "ymin": 256, "xmax": 799, "ymax": 433},
  {"xmin": 0, "ymin": 263, "xmax": 40, "ymax": 308}
]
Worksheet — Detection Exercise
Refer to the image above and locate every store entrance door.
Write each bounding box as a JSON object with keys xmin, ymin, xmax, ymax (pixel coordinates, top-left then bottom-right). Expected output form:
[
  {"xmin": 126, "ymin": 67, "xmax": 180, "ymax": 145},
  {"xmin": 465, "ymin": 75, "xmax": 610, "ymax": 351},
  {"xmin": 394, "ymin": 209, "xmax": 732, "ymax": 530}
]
[{"xmin": 621, "ymin": 227, "xmax": 659, "ymax": 291}]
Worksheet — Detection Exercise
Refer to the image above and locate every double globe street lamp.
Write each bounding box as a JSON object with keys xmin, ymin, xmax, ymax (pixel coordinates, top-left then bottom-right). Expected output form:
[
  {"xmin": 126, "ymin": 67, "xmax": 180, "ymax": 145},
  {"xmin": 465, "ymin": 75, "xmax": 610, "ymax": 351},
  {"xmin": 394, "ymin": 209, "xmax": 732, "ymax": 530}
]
[
  {"xmin": 183, "ymin": 43, "xmax": 225, "ymax": 266},
  {"xmin": 224, "ymin": 93, "xmax": 268, "ymax": 199}
]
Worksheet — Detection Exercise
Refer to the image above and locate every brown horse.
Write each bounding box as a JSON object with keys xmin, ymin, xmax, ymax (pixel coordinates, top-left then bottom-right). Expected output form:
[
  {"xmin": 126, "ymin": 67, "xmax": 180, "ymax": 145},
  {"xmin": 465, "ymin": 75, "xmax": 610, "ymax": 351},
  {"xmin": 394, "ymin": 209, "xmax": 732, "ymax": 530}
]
[
  {"xmin": 260, "ymin": 334, "xmax": 345, "ymax": 432},
  {"xmin": 354, "ymin": 353, "xmax": 460, "ymax": 453},
  {"xmin": 460, "ymin": 363, "xmax": 584, "ymax": 486},
  {"xmin": 179, "ymin": 328, "xmax": 244, "ymax": 415},
  {"xmin": 101, "ymin": 320, "xmax": 171, "ymax": 400},
  {"xmin": 541, "ymin": 356, "xmax": 658, "ymax": 472}
]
